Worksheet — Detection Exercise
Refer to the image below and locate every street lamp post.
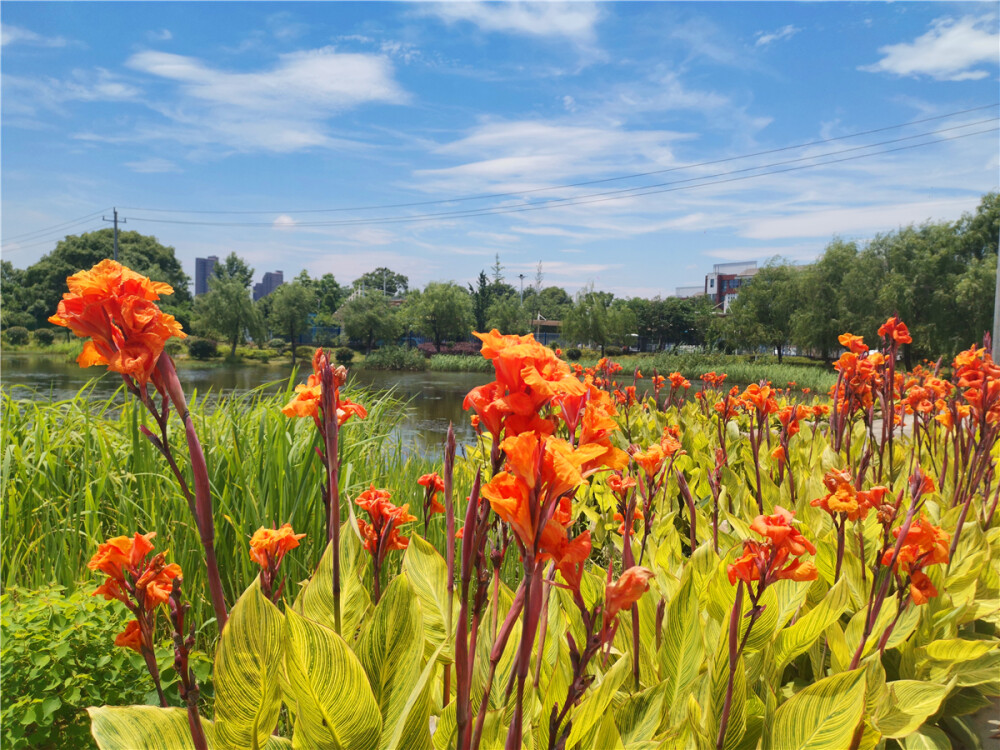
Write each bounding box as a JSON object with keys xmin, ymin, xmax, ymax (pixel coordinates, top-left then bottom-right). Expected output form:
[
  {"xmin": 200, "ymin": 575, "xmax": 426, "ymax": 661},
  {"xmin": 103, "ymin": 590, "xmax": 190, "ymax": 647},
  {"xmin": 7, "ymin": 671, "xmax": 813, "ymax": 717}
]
[{"xmin": 518, "ymin": 273, "xmax": 525, "ymax": 304}]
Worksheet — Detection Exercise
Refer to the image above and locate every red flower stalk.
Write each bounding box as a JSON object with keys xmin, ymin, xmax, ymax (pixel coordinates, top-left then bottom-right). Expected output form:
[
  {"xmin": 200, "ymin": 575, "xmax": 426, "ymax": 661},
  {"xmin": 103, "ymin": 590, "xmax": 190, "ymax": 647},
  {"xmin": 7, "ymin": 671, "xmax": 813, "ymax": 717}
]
[
  {"xmin": 89, "ymin": 532, "xmax": 183, "ymax": 707},
  {"xmin": 418, "ymin": 471, "xmax": 446, "ymax": 536},
  {"xmin": 49, "ymin": 260, "xmax": 227, "ymax": 630},
  {"xmin": 355, "ymin": 485, "xmax": 416, "ymax": 603}
]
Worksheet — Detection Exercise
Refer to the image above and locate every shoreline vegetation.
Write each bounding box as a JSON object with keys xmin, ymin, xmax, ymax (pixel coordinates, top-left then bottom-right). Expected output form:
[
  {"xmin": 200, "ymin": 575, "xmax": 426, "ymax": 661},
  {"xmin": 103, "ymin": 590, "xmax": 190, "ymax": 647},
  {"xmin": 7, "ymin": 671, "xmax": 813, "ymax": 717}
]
[{"xmin": 2, "ymin": 341, "xmax": 839, "ymax": 392}]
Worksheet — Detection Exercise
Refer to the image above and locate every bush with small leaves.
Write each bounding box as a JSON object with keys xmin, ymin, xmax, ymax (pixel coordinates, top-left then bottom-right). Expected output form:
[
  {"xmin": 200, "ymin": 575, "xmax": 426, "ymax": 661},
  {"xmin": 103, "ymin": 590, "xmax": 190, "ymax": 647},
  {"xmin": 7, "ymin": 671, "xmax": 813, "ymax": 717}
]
[
  {"xmin": 187, "ymin": 338, "xmax": 219, "ymax": 360},
  {"xmin": 4, "ymin": 326, "xmax": 30, "ymax": 346},
  {"xmin": 295, "ymin": 345, "xmax": 313, "ymax": 360},
  {"xmin": 335, "ymin": 346, "xmax": 355, "ymax": 366},
  {"xmin": 565, "ymin": 347, "xmax": 582, "ymax": 361},
  {"xmin": 32, "ymin": 328, "xmax": 55, "ymax": 346},
  {"xmin": 163, "ymin": 338, "xmax": 184, "ymax": 356},
  {"xmin": 267, "ymin": 338, "xmax": 287, "ymax": 353}
]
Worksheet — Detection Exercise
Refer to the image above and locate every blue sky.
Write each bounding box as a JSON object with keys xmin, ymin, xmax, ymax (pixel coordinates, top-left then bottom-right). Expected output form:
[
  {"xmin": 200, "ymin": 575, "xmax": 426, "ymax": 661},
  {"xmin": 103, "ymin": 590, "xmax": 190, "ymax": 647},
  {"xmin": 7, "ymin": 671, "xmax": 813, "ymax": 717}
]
[{"xmin": 2, "ymin": 2, "xmax": 998, "ymax": 297}]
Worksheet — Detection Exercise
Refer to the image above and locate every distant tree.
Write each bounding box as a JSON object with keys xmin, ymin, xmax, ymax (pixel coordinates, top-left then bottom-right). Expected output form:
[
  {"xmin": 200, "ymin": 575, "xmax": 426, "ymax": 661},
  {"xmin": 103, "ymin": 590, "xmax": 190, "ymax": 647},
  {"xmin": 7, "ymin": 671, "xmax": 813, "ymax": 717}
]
[
  {"xmin": 563, "ymin": 286, "xmax": 616, "ymax": 354},
  {"xmin": 725, "ymin": 261, "xmax": 801, "ymax": 362},
  {"xmin": 341, "ymin": 291, "xmax": 400, "ymax": 353},
  {"xmin": 409, "ymin": 282, "xmax": 474, "ymax": 348},
  {"xmin": 268, "ymin": 281, "xmax": 316, "ymax": 367},
  {"xmin": 18, "ymin": 229, "xmax": 191, "ymax": 329},
  {"xmin": 791, "ymin": 240, "xmax": 859, "ymax": 360},
  {"xmin": 353, "ymin": 267, "xmax": 408, "ymax": 297},
  {"xmin": 1, "ymin": 261, "xmax": 33, "ymax": 330},
  {"xmin": 195, "ymin": 271, "xmax": 262, "ymax": 356},
  {"xmin": 315, "ymin": 273, "xmax": 349, "ymax": 314},
  {"xmin": 605, "ymin": 300, "xmax": 638, "ymax": 350},
  {"xmin": 213, "ymin": 253, "xmax": 254, "ymax": 288},
  {"xmin": 469, "ymin": 271, "xmax": 492, "ymax": 332},
  {"xmin": 486, "ymin": 296, "xmax": 530, "ymax": 335}
]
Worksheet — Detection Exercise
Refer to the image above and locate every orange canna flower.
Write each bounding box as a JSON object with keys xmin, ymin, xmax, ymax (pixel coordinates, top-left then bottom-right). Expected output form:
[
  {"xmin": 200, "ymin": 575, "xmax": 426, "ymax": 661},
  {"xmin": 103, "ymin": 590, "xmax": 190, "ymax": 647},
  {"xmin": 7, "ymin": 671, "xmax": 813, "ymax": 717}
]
[
  {"xmin": 838, "ymin": 333, "xmax": 868, "ymax": 354},
  {"xmin": 607, "ymin": 474, "xmax": 637, "ymax": 497},
  {"xmin": 48, "ymin": 260, "xmax": 186, "ymax": 385},
  {"xmin": 88, "ymin": 532, "xmax": 157, "ymax": 579},
  {"xmin": 114, "ymin": 620, "xmax": 144, "ymax": 653},
  {"xmin": 749, "ymin": 506, "xmax": 816, "ymax": 556},
  {"xmin": 418, "ymin": 472, "xmax": 447, "ymax": 514},
  {"xmin": 668, "ymin": 372, "xmax": 690, "ymax": 390},
  {"xmin": 631, "ymin": 444, "xmax": 666, "ymax": 479},
  {"xmin": 770, "ymin": 445, "xmax": 786, "ymax": 464},
  {"xmin": 481, "ymin": 472, "xmax": 535, "ymax": 548},
  {"xmin": 909, "ymin": 570, "xmax": 938, "ymax": 605},
  {"xmin": 541, "ymin": 529, "xmax": 592, "ymax": 592},
  {"xmin": 882, "ymin": 515, "xmax": 950, "ymax": 573},
  {"xmin": 604, "ymin": 566, "xmax": 654, "ymax": 623},
  {"xmin": 878, "ymin": 316, "xmax": 912, "ymax": 345},
  {"xmin": 249, "ymin": 523, "xmax": 306, "ymax": 568},
  {"xmin": 613, "ymin": 505, "xmax": 644, "ymax": 535},
  {"xmin": 135, "ymin": 557, "xmax": 183, "ymax": 608}
]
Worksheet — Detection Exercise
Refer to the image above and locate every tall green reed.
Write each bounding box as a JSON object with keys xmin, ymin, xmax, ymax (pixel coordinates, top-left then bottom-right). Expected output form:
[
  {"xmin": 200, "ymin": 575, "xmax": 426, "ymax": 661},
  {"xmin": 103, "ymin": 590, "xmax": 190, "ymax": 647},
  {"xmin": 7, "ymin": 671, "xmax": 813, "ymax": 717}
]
[{"xmin": 1, "ymin": 378, "xmax": 460, "ymax": 628}]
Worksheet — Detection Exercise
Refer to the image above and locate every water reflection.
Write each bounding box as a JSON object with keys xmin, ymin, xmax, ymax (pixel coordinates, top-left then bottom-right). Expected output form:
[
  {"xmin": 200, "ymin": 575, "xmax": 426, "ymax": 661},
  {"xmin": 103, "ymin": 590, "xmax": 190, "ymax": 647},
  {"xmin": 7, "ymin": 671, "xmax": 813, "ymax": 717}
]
[{"xmin": 1, "ymin": 353, "xmax": 483, "ymax": 454}]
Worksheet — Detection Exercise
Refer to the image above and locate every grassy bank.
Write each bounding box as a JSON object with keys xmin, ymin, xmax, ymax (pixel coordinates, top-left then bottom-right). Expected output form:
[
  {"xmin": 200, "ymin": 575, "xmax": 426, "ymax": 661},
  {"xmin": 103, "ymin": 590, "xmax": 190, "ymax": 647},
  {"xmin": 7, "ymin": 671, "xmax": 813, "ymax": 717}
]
[{"xmin": 0, "ymin": 382, "xmax": 470, "ymax": 627}]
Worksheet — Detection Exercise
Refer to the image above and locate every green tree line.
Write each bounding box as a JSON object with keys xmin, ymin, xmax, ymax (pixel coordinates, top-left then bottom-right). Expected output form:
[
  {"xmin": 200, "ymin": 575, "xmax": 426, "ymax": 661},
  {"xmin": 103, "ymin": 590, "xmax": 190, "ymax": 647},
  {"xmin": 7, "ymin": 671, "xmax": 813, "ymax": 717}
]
[{"xmin": 3, "ymin": 193, "xmax": 995, "ymax": 360}]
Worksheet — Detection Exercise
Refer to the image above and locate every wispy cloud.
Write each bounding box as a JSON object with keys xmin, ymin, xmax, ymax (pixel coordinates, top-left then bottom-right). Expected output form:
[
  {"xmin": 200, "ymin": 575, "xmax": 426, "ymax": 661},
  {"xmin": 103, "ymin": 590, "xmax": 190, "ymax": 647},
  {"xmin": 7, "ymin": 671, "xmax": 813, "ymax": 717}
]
[
  {"xmin": 424, "ymin": 2, "xmax": 601, "ymax": 46},
  {"xmin": 124, "ymin": 157, "xmax": 180, "ymax": 173},
  {"xmin": 3, "ymin": 69, "xmax": 140, "ymax": 118},
  {"xmin": 1, "ymin": 23, "xmax": 71, "ymax": 48},
  {"xmin": 114, "ymin": 47, "xmax": 409, "ymax": 153},
  {"xmin": 147, "ymin": 29, "xmax": 172, "ymax": 42},
  {"xmin": 860, "ymin": 14, "xmax": 1000, "ymax": 81},
  {"xmin": 754, "ymin": 24, "xmax": 800, "ymax": 48}
]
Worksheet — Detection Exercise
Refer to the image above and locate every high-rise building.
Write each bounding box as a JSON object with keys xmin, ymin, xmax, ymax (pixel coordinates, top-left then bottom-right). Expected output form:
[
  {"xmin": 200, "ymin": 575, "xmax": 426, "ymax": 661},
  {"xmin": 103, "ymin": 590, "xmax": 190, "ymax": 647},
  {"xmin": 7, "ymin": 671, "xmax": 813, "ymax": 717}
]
[
  {"xmin": 253, "ymin": 271, "xmax": 284, "ymax": 301},
  {"xmin": 194, "ymin": 255, "xmax": 218, "ymax": 296}
]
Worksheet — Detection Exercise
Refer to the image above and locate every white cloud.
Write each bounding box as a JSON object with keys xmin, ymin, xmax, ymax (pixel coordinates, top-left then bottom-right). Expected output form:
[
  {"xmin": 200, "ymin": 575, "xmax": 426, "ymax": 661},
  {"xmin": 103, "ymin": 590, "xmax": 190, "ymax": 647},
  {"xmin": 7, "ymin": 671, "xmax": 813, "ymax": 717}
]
[
  {"xmin": 3, "ymin": 69, "xmax": 141, "ymax": 118},
  {"xmin": 147, "ymin": 29, "xmax": 172, "ymax": 42},
  {"xmin": 754, "ymin": 24, "xmax": 800, "ymax": 47},
  {"xmin": 1, "ymin": 24, "xmax": 70, "ymax": 48},
  {"xmin": 425, "ymin": 2, "xmax": 601, "ymax": 45},
  {"xmin": 273, "ymin": 215, "xmax": 297, "ymax": 230},
  {"xmin": 860, "ymin": 15, "xmax": 1000, "ymax": 81},
  {"xmin": 124, "ymin": 157, "xmax": 180, "ymax": 173},
  {"xmin": 117, "ymin": 47, "xmax": 408, "ymax": 152}
]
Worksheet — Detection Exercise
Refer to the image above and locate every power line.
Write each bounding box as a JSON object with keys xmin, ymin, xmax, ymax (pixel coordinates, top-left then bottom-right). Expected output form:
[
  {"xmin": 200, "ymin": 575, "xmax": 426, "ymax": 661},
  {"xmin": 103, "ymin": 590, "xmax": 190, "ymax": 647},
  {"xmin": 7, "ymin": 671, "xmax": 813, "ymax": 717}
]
[
  {"xmin": 0, "ymin": 223, "xmax": 109, "ymax": 253},
  {"xmin": 118, "ymin": 102, "xmax": 998, "ymax": 216},
  {"xmin": 1, "ymin": 208, "xmax": 112, "ymax": 244},
  {"xmin": 123, "ymin": 124, "xmax": 998, "ymax": 230}
]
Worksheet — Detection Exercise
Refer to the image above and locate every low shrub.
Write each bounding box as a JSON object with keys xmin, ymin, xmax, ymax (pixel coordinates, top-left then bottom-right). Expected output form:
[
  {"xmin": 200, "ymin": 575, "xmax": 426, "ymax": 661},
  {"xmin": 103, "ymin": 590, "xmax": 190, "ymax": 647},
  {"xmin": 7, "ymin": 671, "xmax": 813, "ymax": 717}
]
[
  {"xmin": 163, "ymin": 338, "xmax": 184, "ymax": 356},
  {"xmin": 4, "ymin": 326, "xmax": 30, "ymax": 346},
  {"xmin": 417, "ymin": 342, "xmax": 438, "ymax": 357},
  {"xmin": 361, "ymin": 345, "xmax": 427, "ymax": 371},
  {"xmin": 0, "ymin": 585, "xmax": 207, "ymax": 749},
  {"xmin": 187, "ymin": 338, "xmax": 219, "ymax": 360},
  {"xmin": 294, "ymin": 346, "xmax": 314, "ymax": 361},
  {"xmin": 267, "ymin": 338, "xmax": 287, "ymax": 353},
  {"xmin": 334, "ymin": 346, "xmax": 355, "ymax": 366},
  {"xmin": 604, "ymin": 346, "xmax": 623, "ymax": 357},
  {"xmin": 564, "ymin": 347, "xmax": 582, "ymax": 361},
  {"xmin": 32, "ymin": 329, "xmax": 55, "ymax": 346}
]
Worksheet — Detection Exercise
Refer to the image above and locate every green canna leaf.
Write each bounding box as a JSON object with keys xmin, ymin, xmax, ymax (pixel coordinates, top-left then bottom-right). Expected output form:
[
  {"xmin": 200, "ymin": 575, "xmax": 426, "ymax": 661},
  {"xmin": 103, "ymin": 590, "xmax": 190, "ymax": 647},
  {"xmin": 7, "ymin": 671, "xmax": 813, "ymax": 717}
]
[
  {"xmin": 765, "ymin": 668, "xmax": 866, "ymax": 750},
  {"xmin": 773, "ymin": 576, "xmax": 850, "ymax": 672},
  {"xmin": 88, "ymin": 706, "xmax": 291, "ymax": 749},
  {"xmin": 213, "ymin": 577, "xmax": 284, "ymax": 750},
  {"xmin": 293, "ymin": 535, "xmax": 371, "ymax": 644},
  {"xmin": 401, "ymin": 535, "xmax": 456, "ymax": 663},
  {"xmin": 281, "ymin": 607, "xmax": 382, "ymax": 750}
]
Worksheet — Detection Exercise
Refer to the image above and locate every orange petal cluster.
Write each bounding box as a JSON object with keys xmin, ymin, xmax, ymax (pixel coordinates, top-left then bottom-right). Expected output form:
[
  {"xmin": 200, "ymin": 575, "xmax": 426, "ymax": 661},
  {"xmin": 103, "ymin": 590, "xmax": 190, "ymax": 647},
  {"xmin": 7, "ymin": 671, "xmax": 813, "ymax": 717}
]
[
  {"xmin": 48, "ymin": 260, "xmax": 186, "ymax": 385},
  {"xmin": 355, "ymin": 485, "xmax": 417, "ymax": 556},
  {"xmin": 729, "ymin": 507, "xmax": 818, "ymax": 586},
  {"xmin": 418, "ymin": 472, "xmax": 447, "ymax": 514},
  {"xmin": 249, "ymin": 523, "xmax": 305, "ymax": 568},
  {"xmin": 604, "ymin": 566, "xmax": 655, "ymax": 624},
  {"xmin": 282, "ymin": 350, "xmax": 366, "ymax": 425}
]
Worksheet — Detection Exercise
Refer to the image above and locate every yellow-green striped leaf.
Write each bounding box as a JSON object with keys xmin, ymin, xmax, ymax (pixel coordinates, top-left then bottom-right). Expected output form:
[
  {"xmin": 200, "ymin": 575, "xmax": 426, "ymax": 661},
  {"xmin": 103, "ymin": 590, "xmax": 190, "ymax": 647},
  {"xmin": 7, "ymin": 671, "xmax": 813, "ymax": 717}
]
[
  {"xmin": 875, "ymin": 681, "xmax": 951, "ymax": 739},
  {"xmin": 357, "ymin": 574, "xmax": 432, "ymax": 750},
  {"xmin": 294, "ymin": 535, "xmax": 370, "ymax": 642},
  {"xmin": 89, "ymin": 707, "xmax": 213, "ymax": 750},
  {"xmin": 401, "ymin": 535, "xmax": 455, "ymax": 662},
  {"xmin": 901, "ymin": 726, "xmax": 952, "ymax": 750},
  {"xmin": 565, "ymin": 653, "xmax": 630, "ymax": 748},
  {"xmin": 214, "ymin": 577, "xmax": 284, "ymax": 750},
  {"xmin": 922, "ymin": 639, "xmax": 996, "ymax": 662},
  {"xmin": 281, "ymin": 607, "xmax": 382, "ymax": 749},
  {"xmin": 766, "ymin": 668, "xmax": 866, "ymax": 750},
  {"xmin": 658, "ymin": 572, "xmax": 704, "ymax": 726},
  {"xmin": 773, "ymin": 577, "xmax": 850, "ymax": 672}
]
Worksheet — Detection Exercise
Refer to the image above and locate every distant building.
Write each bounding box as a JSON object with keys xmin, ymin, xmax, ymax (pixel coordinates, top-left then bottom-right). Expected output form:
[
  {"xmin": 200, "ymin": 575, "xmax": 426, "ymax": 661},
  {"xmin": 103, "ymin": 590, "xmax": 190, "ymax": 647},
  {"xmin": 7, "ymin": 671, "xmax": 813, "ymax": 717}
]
[
  {"xmin": 194, "ymin": 255, "xmax": 218, "ymax": 296},
  {"xmin": 704, "ymin": 261, "xmax": 757, "ymax": 312},
  {"xmin": 674, "ymin": 285, "xmax": 705, "ymax": 299},
  {"xmin": 253, "ymin": 271, "xmax": 284, "ymax": 301}
]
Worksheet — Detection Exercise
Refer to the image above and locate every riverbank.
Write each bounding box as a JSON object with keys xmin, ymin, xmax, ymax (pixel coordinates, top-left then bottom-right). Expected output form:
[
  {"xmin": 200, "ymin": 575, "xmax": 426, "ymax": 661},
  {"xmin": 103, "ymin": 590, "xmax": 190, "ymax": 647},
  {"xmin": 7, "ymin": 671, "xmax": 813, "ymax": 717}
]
[{"xmin": 2, "ymin": 344, "xmax": 838, "ymax": 391}]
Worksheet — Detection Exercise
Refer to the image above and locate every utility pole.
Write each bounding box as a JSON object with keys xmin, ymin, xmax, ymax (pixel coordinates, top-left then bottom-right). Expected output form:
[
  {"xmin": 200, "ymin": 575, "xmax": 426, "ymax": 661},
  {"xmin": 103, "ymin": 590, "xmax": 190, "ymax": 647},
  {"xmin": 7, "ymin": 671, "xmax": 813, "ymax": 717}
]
[
  {"xmin": 518, "ymin": 273, "xmax": 525, "ymax": 304},
  {"xmin": 102, "ymin": 207, "xmax": 125, "ymax": 261}
]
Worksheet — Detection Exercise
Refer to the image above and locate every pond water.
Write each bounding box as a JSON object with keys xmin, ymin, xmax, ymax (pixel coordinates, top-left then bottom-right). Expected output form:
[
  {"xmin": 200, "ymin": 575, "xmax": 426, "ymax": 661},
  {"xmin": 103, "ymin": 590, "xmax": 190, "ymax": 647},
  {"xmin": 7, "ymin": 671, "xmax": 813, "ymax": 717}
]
[{"xmin": 0, "ymin": 353, "xmax": 484, "ymax": 453}]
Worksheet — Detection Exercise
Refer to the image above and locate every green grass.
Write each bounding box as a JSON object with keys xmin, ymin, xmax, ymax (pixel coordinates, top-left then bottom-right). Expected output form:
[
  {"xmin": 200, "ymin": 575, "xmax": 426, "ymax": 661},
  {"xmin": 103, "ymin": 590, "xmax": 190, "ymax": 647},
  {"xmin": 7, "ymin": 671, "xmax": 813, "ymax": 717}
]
[
  {"xmin": 428, "ymin": 354, "xmax": 492, "ymax": 372},
  {"xmin": 1, "ymin": 380, "xmax": 460, "ymax": 628}
]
